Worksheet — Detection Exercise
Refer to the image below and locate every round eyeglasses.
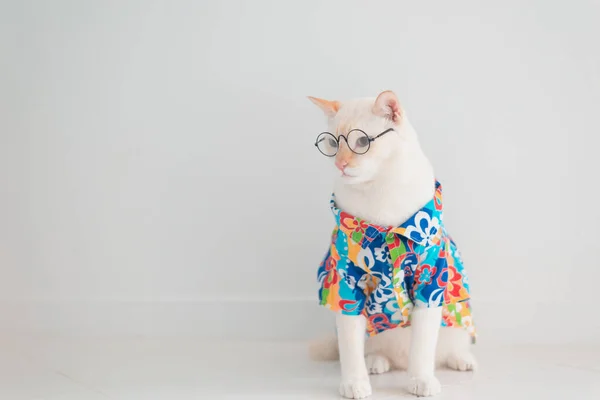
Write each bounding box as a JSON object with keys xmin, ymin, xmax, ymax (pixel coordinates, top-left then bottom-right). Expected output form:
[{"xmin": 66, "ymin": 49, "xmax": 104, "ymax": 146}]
[{"xmin": 314, "ymin": 128, "xmax": 395, "ymax": 157}]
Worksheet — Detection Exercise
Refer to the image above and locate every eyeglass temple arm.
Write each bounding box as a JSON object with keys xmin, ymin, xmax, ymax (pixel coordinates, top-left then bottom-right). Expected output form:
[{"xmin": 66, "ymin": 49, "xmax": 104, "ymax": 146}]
[{"xmin": 370, "ymin": 128, "xmax": 395, "ymax": 141}]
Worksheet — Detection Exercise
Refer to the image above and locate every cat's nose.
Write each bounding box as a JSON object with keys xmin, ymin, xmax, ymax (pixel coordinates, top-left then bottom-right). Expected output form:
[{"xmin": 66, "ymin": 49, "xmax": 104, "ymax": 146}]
[{"xmin": 335, "ymin": 159, "xmax": 348, "ymax": 171}]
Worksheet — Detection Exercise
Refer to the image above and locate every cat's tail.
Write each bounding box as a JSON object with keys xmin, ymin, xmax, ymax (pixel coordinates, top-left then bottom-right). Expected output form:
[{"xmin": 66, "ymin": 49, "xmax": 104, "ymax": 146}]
[{"xmin": 308, "ymin": 334, "xmax": 339, "ymax": 361}]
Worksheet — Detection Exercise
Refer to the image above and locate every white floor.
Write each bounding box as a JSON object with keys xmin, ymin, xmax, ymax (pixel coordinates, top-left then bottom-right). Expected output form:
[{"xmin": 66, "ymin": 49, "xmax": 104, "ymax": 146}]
[{"xmin": 1, "ymin": 337, "xmax": 599, "ymax": 400}]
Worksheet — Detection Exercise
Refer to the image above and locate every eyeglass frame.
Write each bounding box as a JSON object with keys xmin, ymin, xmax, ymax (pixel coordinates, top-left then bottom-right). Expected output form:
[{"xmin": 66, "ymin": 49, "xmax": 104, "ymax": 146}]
[{"xmin": 314, "ymin": 128, "xmax": 395, "ymax": 157}]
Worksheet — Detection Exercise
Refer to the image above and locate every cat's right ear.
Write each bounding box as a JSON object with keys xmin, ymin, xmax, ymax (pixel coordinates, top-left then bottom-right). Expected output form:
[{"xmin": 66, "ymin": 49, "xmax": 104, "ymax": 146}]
[
  {"xmin": 307, "ymin": 97, "xmax": 340, "ymax": 118},
  {"xmin": 373, "ymin": 91, "xmax": 402, "ymax": 124}
]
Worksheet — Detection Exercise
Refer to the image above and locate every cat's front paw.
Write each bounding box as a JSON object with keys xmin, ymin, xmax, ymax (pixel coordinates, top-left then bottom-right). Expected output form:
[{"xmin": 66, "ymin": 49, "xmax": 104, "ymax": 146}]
[
  {"xmin": 408, "ymin": 376, "xmax": 441, "ymax": 397},
  {"xmin": 339, "ymin": 378, "xmax": 372, "ymax": 399}
]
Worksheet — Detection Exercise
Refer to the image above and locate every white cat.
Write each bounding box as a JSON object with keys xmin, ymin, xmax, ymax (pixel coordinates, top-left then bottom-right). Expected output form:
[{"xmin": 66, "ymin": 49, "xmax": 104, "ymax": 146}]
[{"xmin": 308, "ymin": 91, "xmax": 477, "ymax": 398}]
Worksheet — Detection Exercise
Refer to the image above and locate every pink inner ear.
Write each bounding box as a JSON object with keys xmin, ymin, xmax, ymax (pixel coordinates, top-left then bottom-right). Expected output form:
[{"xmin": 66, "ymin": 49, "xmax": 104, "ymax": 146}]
[{"xmin": 373, "ymin": 91, "xmax": 401, "ymax": 123}]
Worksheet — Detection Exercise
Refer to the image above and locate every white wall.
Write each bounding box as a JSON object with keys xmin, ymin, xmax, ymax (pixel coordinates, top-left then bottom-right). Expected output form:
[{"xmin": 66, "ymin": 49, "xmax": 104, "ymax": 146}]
[{"xmin": 1, "ymin": 0, "xmax": 599, "ymax": 343}]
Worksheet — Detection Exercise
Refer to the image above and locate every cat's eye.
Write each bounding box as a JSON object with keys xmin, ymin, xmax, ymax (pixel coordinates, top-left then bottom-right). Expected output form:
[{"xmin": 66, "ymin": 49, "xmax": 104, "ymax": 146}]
[
  {"xmin": 347, "ymin": 130, "xmax": 372, "ymax": 154},
  {"xmin": 354, "ymin": 135, "xmax": 370, "ymax": 149},
  {"xmin": 315, "ymin": 132, "xmax": 338, "ymax": 157}
]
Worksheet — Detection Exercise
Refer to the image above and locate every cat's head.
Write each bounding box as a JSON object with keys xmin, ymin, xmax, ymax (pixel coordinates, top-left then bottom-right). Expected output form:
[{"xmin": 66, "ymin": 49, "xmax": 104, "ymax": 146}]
[{"xmin": 308, "ymin": 91, "xmax": 410, "ymax": 185}]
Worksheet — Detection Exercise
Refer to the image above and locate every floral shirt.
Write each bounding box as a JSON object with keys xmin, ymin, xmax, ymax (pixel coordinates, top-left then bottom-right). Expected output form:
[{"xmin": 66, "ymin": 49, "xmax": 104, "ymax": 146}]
[{"xmin": 317, "ymin": 181, "xmax": 476, "ymax": 340}]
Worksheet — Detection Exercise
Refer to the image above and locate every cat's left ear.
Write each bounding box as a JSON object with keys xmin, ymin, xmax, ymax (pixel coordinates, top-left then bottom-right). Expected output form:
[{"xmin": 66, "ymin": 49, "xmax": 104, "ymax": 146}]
[
  {"xmin": 307, "ymin": 96, "xmax": 341, "ymax": 118},
  {"xmin": 372, "ymin": 90, "xmax": 402, "ymax": 124}
]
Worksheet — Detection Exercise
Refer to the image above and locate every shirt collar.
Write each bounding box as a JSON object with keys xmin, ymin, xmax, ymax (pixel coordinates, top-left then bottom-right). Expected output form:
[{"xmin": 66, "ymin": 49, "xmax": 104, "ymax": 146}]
[{"xmin": 330, "ymin": 180, "xmax": 444, "ymax": 244}]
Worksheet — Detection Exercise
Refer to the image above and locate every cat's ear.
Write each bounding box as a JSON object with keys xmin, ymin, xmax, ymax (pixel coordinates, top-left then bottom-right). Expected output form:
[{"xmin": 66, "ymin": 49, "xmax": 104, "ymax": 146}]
[
  {"xmin": 372, "ymin": 91, "xmax": 402, "ymax": 124},
  {"xmin": 307, "ymin": 96, "xmax": 341, "ymax": 118}
]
